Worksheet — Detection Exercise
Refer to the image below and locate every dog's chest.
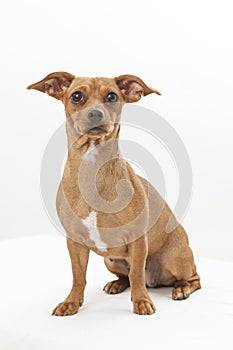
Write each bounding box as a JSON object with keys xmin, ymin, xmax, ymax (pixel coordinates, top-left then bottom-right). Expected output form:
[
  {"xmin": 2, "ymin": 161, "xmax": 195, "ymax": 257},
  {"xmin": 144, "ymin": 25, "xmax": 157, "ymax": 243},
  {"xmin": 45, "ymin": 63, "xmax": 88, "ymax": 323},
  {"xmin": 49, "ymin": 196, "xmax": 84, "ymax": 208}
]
[
  {"xmin": 58, "ymin": 142, "xmax": 149, "ymax": 254},
  {"xmin": 81, "ymin": 211, "xmax": 107, "ymax": 252}
]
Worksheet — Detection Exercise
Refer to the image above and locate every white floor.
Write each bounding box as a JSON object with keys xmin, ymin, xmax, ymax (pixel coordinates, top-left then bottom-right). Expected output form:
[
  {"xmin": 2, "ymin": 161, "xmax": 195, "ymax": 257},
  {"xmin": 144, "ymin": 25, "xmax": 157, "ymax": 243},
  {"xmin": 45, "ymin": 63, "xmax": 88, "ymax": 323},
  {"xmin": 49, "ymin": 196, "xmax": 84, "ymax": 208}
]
[{"xmin": 0, "ymin": 236, "xmax": 232, "ymax": 350}]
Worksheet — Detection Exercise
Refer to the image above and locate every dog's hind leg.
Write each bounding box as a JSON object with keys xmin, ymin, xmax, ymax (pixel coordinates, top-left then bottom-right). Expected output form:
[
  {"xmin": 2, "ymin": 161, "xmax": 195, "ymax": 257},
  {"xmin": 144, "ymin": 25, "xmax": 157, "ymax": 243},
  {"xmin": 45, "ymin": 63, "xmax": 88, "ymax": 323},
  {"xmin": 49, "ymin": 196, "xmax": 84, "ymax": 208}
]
[
  {"xmin": 172, "ymin": 274, "xmax": 201, "ymax": 300},
  {"xmin": 148, "ymin": 226, "xmax": 201, "ymax": 299},
  {"xmin": 103, "ymin": 258, "xmax": 130, "ymax": 294},
  {"xmin": 163, "ymin": 244, "xmax": 201, "ymax": 300}
]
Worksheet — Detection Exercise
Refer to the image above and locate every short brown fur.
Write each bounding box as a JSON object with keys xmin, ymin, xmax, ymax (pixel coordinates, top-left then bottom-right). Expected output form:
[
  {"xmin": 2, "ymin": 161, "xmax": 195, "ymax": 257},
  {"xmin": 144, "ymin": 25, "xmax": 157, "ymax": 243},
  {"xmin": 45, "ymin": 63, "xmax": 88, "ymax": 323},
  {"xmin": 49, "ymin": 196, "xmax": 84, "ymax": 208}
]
[{"xmin": 27, "ymin": 72, "xmax": 201, "ymax": 316}]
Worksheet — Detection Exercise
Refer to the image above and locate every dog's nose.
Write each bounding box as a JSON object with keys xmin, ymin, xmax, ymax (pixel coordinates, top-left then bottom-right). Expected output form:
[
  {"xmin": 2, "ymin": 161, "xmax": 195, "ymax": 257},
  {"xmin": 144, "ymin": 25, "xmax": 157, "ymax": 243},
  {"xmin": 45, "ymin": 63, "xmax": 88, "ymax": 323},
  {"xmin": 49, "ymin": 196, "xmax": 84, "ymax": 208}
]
[{"xmin": 87, "ymin": 109, "xmax": 104, "ymax": 123}]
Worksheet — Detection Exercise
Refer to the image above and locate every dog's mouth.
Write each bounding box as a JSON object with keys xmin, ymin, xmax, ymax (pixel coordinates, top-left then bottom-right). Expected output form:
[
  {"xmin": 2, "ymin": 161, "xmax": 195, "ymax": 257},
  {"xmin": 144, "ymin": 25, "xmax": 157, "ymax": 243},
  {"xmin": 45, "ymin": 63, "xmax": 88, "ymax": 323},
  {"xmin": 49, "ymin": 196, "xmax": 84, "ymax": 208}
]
[{"xmin": 86, "ymin": 125, "xmax": 106, "ymax": 134}]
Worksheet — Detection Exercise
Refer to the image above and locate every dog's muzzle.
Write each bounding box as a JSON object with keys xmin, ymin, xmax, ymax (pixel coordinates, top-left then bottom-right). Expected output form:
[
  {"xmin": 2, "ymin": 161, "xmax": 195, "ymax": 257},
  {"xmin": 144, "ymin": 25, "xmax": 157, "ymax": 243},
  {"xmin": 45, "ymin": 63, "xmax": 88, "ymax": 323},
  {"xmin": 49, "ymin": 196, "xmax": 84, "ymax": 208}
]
[
  {"xmin": 86, "ymin": 108, "xmax": 106, "ymax": 134},
  {"xmin": 87, "ymin": 109, "xmax": 104, "ymax": 123}
]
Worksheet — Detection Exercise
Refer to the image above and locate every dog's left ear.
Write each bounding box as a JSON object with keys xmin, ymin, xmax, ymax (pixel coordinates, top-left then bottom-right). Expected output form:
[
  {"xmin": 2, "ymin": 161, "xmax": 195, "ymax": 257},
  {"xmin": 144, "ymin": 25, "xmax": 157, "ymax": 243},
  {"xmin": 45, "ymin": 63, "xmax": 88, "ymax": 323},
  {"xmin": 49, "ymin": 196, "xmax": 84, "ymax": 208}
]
[
  {"xmin": 115, "ymin": 74, "xmax": 161, "ymax": 102},
  {"xmin": 27, "ymin": 71, "xmax": 75, "ymax": 100}
]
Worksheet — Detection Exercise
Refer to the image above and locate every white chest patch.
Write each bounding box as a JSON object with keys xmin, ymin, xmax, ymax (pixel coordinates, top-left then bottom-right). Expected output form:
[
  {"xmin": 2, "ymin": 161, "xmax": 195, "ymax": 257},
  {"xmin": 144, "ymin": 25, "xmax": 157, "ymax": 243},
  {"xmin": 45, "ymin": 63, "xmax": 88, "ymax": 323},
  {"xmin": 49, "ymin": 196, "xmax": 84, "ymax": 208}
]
[
  {"xmin": 84, "ymin": 141, "xmax": 99, "ymax": 163},
  {"xmin": 82, "ymin": 211, "xmax": 107, "ymax": 252}
]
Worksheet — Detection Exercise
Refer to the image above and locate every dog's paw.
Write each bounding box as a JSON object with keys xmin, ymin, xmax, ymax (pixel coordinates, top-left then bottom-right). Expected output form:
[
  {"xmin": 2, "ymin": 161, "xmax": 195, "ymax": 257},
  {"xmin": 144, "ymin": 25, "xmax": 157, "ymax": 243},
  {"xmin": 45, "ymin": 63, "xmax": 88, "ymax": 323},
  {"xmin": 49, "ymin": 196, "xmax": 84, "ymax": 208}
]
[
  {"xmin": 133, "ymin": 299, "xmax": 156, "ymax": 315},
  {"xmin": 103, "ymin": 278, "xmax": 129, "ymax": 294},
  {"xmin": 172, "ymin": 285, "xmax": 191, "ymax": 300},
  {"xmin": 52, "ymin": 300, "xmax": 82, "ymax": 316}
]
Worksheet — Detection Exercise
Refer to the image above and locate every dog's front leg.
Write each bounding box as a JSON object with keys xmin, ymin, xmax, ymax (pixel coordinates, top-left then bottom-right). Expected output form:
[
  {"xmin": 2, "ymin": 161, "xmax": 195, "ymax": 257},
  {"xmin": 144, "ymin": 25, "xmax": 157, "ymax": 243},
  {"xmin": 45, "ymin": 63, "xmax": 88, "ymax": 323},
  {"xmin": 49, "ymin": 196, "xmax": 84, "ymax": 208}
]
[
  {"xmin": 128, "ymin": 236, "xmax": 155, "ymax": 315},
  {"xmin": 52, "ymin": 238, "xmax": 90, "ymax": 316}
]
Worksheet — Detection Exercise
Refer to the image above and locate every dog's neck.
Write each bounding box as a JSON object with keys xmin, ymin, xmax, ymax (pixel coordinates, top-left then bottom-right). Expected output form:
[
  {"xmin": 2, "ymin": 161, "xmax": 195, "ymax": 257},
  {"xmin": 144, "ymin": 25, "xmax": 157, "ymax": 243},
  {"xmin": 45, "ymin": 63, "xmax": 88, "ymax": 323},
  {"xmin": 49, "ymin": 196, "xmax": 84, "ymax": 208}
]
[
  {"xmin": 62, "ymin": 122, "xmax": 129, "ymax": 210},
  {"xmin": 66, "ymin": 123, "xmax": 121, "ymax": 161}
]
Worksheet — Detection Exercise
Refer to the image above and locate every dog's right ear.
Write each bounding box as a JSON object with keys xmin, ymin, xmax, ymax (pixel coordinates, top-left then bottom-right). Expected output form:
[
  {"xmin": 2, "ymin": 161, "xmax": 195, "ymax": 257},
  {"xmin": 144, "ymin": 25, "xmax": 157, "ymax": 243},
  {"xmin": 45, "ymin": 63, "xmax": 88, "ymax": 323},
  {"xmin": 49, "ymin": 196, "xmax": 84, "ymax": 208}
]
[{"xmin": 27, "ymin": 72, "xmax": 75, "ymax": 100}]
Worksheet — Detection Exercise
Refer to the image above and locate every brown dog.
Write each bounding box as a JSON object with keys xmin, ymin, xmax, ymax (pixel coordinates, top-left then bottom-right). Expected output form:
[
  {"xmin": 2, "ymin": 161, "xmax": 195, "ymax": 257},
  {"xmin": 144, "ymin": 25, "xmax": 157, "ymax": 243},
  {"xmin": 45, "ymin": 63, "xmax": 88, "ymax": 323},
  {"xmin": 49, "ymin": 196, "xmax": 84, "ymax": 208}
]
[{"xmin": 27, "ymin": 72, "xmax": 201, "ymax": 316}]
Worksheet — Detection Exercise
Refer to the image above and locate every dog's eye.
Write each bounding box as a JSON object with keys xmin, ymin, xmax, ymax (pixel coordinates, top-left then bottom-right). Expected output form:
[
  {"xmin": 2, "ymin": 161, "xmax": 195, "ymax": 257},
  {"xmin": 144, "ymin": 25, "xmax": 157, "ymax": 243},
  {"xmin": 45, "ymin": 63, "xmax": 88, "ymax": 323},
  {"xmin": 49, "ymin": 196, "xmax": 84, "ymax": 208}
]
[
  {"xmin": 71, "ymin": 91, "xmax": 84, "ymax": 104},
  {"xmin": 105, "ymin": 92, "xmax": 118, "ymax": 103}
]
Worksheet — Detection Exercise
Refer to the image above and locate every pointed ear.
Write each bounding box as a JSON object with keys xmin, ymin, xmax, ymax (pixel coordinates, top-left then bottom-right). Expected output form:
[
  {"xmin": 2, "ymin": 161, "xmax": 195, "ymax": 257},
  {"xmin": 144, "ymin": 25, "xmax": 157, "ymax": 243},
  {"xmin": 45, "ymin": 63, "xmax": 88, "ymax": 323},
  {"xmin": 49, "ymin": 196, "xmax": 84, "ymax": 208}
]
[
  {"xmin": 115, "ymin": 74, "xmax": 161, "ymax": 103},
  {"xmin": 27, "ymin": 71, "xmax": 75, "ymax": 100}
]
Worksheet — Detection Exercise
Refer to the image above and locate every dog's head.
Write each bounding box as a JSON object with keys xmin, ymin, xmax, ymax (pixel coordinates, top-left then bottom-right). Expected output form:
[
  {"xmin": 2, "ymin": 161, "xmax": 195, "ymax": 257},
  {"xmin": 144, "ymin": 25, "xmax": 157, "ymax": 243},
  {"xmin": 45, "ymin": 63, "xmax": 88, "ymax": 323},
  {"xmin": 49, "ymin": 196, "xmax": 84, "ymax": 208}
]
[{"xmin": 27, "ymin": 72, "xmax": 161, "ymax": 139}]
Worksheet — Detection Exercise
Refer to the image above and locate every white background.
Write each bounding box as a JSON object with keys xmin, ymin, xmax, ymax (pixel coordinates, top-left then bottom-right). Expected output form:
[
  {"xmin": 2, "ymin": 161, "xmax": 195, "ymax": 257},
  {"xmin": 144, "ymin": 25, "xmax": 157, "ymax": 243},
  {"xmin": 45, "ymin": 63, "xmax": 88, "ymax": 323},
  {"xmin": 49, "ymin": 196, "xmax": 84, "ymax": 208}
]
[{"xmin": 0, "ymin": 0, "xmax": 233, "ymax": 262}]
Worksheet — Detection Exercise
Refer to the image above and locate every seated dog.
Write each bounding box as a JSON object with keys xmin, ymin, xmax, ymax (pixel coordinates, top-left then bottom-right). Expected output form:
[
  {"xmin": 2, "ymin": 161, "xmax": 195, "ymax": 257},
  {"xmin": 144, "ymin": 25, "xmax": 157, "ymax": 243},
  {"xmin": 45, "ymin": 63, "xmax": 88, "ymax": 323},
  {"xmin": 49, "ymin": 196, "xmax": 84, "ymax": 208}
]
[{"xmin": 28, "ymin": 72, "xmax": 201, "ymax": 315}]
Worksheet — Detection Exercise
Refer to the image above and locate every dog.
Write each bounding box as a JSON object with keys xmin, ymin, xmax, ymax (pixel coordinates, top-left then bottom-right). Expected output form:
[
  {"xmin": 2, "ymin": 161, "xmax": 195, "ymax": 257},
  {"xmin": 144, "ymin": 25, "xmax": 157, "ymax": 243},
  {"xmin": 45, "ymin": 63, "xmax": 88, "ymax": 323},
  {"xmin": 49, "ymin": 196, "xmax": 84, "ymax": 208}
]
[{"xmin": 27, "ymin": 72, "xmax": 201, "ymax": 316}]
